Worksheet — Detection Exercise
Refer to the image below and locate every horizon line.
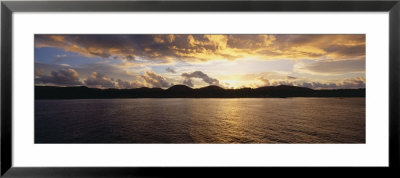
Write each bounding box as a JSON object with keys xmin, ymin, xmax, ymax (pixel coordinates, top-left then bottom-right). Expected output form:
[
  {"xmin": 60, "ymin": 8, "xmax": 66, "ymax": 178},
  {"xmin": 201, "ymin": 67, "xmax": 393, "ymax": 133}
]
[{"xmin": 34, "ymin": 84, "xmax": 366, "ymax": 91}]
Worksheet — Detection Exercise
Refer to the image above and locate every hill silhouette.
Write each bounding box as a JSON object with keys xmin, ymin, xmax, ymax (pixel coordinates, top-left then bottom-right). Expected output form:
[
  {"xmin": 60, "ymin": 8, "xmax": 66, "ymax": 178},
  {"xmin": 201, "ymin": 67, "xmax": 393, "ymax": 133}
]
[
  {"xmin": 165, "ymin": 84, "xmax": 194, "ymax": 97},
  {"xmin": 167, "ymin": 85, "xmax": 193, "ymax": 92},
  {"xmin": 35, "ymin": 85, "xmax": 365, "ymax": 99}
]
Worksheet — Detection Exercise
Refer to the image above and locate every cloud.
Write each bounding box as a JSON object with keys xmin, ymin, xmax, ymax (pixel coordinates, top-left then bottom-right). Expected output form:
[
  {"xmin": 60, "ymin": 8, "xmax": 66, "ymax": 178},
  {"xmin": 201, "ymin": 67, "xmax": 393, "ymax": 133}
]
[
  {"xmin": 35, "ymin": 62, "xmax": 69, "ymax": 77},
  {"xmin": 340, "ymin": 77, "xmax": 366, "ymax": 88},
  {"xmin": 75, "ymin": 62, "xmax": 139, "ymax": 82},
  {"xmin": 257, "ymin": 77, "xmax": 270, "ymax": 86},
  {"xmin": 125, "ymin": 55, "xmax": 135, "ymax": 61},
  {"xmin": 183, "ymin": 79, "xmax": 194, "ymax": 87},
  {"xmin": 181, "ymin": 71, "xmax": 220, "ymax": 87},
  {"xmin": 35, "ymin": 35, "xmax": 136, "ymax": 60},
  {"xmin": 251, "ymin": 71, "xmax": 365, "ymax": 89},
  {"xmin": 35, "ymin": 34, "xmax": 365, "ymax": 63},
  {"xmin": 35, "ymin": 62, "xmax": 141, "ymax": 87},
  {"xmin": 54, "ymin": 54, "xmax": 68, "ymax": 61},
  {"xmin": 295, "ymin": 59, "xmax": 365, "ymax": 75},
  {"xmin": 35, "ymin": 68, "xmax": 83, "ymax": 86},
  {"xmin": 60, "ymin": 64, "xmax": 71, "ymax": 67},
  {"xmin": 274, "ymin": 35, "xmax": 365, "ymax": 60},
  {"xmin": 116, "ymin": 79, "xmax": 136, "ymax": 89},
  {"xmin": 35, "ymin": 62, "xmax": 172, "ymax": 89},
  {"xmin": 166, "ymin": 67, "xmax": 176, "ymax": 73},
  {"xmin": 139, "ymin": 71, "xmax": 171, "ymax": 88},
  {"xmin": 84, "ymin": 72, "xmax": 116, "ymax": 88},
  {"xmin": 268, "ymin": 77, "xmax": 365, "ymax": 89}
]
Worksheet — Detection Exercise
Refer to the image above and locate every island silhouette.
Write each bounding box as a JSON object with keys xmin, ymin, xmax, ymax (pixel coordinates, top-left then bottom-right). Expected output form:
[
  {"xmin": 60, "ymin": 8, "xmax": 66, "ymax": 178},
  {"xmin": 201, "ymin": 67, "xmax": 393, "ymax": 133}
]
[{"xmin": 35, "ymin": 85, "xmax": 365, "ymax": 99}]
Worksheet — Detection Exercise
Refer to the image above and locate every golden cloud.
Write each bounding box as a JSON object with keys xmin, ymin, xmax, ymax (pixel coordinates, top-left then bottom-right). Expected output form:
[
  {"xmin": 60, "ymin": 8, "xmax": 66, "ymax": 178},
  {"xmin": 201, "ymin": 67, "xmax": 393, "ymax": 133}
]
[{"xmin": 35, "ymin": 34, "xmax": 365, "ymax": 63}]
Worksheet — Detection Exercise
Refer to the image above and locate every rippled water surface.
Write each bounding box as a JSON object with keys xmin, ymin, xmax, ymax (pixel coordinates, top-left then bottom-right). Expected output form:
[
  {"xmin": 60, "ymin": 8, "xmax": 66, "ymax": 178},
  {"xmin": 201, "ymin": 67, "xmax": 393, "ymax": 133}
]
[{"xmin": 35, "ymin": 98, "xmax": 365, "ymax": 143}]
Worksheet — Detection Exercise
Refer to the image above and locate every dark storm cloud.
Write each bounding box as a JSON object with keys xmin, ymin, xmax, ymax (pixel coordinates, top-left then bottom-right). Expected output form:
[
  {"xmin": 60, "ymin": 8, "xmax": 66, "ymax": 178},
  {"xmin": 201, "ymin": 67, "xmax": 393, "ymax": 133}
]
[
  {"xmin": 181, "ymin": 71, "xmax": 220, "ymax": 86},
  {"xmin": 35, "ymin": 68, "xmax": 83, "ymax": 86}
]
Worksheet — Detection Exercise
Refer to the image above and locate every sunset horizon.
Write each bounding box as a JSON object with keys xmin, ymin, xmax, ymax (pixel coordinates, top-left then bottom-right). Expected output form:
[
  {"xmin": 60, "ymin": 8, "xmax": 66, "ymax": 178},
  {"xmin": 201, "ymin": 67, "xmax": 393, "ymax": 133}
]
[
  {"xmin": 35, "ymin": 34, "xmax": 365, "ymax": 90},
  {"xmin": 35, "ymin": 34, "xmax": 366, "ymax": 144}
]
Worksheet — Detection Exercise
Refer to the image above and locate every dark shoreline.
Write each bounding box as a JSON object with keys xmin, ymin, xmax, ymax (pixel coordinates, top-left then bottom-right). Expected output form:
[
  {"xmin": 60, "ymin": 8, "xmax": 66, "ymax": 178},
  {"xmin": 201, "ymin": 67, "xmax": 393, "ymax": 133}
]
[{"xmin": 35, "ymin": 85, "xmax": 365, "ymax": 100}]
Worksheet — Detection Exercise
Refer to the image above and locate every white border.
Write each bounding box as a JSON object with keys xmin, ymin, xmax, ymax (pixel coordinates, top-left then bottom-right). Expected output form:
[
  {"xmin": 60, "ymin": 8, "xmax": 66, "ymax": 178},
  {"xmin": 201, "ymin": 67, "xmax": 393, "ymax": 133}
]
[{"xmin": 13, "ymin": 12, "xmax": 389, "ymax": 167}]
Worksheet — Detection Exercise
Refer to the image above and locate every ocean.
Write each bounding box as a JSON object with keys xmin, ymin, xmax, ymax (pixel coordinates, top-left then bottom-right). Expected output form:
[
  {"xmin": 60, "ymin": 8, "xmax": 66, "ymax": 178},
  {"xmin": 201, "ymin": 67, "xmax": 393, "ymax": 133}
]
[{"xmin": 35, "ymin": 98, "xmax": 365, "ymax": 143}]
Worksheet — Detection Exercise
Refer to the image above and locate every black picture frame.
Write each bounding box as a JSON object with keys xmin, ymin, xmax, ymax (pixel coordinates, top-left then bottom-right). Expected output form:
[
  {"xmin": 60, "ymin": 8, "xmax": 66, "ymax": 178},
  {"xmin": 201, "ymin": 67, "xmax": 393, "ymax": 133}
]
[{"xmin": 1, "ymin": 0, "xmax": 399, "ymax": 177}]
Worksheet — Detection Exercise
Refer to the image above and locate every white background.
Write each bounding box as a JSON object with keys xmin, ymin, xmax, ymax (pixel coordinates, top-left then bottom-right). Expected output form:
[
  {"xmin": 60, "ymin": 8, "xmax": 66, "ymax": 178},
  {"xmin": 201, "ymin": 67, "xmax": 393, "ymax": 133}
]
[{"xmin": 13, "ymin": 12, "xmax": 389, "ymax": 167}]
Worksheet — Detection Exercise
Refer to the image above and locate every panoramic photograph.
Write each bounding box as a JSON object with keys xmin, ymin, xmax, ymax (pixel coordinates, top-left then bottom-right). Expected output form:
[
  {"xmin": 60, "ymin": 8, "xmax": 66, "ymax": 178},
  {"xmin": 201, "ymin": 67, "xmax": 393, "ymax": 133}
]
[{"xmin": 34, "ymin": 34, "xmax": 365, "ymax": 143}]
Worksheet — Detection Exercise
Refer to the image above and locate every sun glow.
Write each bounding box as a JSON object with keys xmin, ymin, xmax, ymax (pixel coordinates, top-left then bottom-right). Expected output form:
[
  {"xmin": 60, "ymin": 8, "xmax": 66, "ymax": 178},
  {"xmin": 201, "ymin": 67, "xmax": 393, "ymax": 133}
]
[{"xmin": 35, "ymin": 34, "xmax": 366, "ymax": 89}]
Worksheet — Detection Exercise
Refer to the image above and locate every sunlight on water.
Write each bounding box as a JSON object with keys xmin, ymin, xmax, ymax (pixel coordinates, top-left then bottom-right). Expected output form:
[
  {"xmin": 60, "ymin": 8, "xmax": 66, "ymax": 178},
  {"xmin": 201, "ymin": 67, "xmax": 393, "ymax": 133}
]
[{"xmin": 35, "ymin": 98, "xmax": 365, "ymax": 143}]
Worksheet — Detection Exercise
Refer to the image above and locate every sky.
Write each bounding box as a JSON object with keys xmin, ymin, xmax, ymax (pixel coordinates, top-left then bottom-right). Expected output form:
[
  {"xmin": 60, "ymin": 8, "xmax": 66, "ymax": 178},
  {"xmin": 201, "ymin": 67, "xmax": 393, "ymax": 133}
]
[{"xmin": 34, "ymin": 34, "xmax": 366, "ymax": 89}]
